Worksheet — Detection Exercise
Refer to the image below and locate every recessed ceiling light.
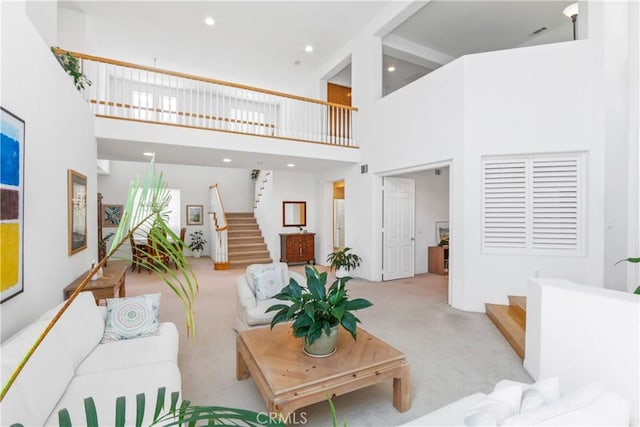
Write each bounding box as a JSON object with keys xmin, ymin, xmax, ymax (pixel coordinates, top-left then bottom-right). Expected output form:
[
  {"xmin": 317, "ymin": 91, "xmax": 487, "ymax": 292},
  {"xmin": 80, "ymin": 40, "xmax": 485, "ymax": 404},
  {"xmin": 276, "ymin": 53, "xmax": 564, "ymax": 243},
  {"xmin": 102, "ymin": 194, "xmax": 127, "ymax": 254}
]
[
  {"xmin": 387, "ymin": 66, "xmax": 396, "ymax": 72},
  {"xmin": 287, "ymin": 163, "xmax": 295, "ymax": 168},
  {"xmin": 305, "ymin": 45, "xmax": 313, "ymax": 53},
  {"xmin": 223, "ymin": 158, "xmax": 232, "ymax": 163},
  {"xmin": 143, "ymin": 152, "xmax": 154, "ymax": 157},
  {"xmin": 204, "ymin": 16, "xmax": 215, "ymax": 26}
]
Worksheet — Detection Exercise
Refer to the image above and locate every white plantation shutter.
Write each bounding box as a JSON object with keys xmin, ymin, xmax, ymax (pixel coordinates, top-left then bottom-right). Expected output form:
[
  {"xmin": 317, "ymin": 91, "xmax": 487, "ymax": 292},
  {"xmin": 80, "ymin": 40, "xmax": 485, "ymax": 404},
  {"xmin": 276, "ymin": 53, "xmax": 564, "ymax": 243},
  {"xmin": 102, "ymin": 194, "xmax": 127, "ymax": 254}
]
[
  {"xmin": 482, "ymin": 154, "xmax": 583, "ymax": 255},
  {"xmin": 531, "ymin": 158, "xmax": 579, "ymax": 249},
  {"xmin": 482, "ymin": 160, "xmax": 527, "ymax": 248}
]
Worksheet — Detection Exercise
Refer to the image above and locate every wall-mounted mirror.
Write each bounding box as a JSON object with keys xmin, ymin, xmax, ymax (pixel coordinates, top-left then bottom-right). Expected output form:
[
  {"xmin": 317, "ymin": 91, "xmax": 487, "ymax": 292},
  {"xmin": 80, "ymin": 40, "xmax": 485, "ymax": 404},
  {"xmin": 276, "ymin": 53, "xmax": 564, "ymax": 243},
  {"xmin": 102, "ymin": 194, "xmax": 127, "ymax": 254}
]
[{"xmin": 282, "ymin": 201, "xmax": 306, "ymax": 227}]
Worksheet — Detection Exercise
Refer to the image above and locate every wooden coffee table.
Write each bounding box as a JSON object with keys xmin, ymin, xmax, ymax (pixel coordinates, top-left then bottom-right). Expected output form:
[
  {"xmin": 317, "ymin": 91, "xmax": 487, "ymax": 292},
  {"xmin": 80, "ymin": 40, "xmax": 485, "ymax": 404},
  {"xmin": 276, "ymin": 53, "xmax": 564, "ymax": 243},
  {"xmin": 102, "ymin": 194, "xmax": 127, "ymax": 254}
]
[{"xmin": 236, "ymin": 324, "xmax": 410, "ymax": 421}]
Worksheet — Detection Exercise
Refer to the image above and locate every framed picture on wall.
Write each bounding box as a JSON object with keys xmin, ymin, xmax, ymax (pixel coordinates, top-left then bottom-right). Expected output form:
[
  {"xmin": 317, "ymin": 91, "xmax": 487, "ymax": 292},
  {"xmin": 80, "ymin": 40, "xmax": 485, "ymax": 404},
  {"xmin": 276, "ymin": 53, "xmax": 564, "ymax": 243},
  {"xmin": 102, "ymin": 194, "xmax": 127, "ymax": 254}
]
[
  {"xmin": 1, "ymin": 107, "xmax": 25, "ymax": 303},
  {"xmin": 435, "ymin": 221, "xmax": 449, "ymax": 246},
  {"xmin": 186, "ymin": 205, "xmax": 203, "ymax": 225},
  {"xmin": 102, "ymin": 204, "xmax": 123, "ymax": 227},
  {"xmin": 68, "ymin": 169, "xmax": 88, "ymax": 255}
]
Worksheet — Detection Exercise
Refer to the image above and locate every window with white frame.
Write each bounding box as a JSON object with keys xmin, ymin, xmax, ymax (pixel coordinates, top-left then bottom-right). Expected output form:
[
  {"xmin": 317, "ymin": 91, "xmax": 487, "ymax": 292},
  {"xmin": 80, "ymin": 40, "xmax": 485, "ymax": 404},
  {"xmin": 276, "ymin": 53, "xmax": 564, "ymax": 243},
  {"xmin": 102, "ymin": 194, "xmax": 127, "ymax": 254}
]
[
  {"xmin": 230, "ymin": 107, "xmax": 265, "ymax": 133},
  {"xmin": 482, "ymin": 153, "xmax": 584, "ymax": 255},
  {"xmin": 131, "ymin": 91, "xmax": 153, "ymax": 120},
  {"xmin": 131, "ymin": 188, "xmax": 181, "ymax": 239},
  {"xmin": 161, "ymin": 95, "xmax": 178, "ymax": 123}
]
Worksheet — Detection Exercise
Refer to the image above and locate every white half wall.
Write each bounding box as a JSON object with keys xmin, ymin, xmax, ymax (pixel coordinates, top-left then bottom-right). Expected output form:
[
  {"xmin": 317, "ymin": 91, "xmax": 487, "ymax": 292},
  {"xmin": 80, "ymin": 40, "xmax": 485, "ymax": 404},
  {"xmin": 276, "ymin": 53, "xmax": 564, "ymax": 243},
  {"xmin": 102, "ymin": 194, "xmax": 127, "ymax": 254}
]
[
  {"xmin": 524, "ymin": 277, "xmax": 640, "ymax": 425},
  {"xmin": 1, "ymin": 1, "xmax": 97, "ymax": 340},
  {"xmin": 97, "ymin": 160, "xmax": 254, "ymax": 257}
]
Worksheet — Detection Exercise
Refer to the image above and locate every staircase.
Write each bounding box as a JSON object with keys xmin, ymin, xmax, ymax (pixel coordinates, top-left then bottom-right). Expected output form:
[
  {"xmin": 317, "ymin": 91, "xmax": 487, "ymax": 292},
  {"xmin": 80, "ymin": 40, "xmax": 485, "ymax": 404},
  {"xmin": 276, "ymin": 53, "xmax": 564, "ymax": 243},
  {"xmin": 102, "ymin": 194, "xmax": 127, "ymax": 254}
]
[
  {"xmin": 226, "ymin": 212, "xmax": 272, "ymax": 269},
  {"xmin": 485, "ymin": 296, "xmax": 526, "ymax": 360}
]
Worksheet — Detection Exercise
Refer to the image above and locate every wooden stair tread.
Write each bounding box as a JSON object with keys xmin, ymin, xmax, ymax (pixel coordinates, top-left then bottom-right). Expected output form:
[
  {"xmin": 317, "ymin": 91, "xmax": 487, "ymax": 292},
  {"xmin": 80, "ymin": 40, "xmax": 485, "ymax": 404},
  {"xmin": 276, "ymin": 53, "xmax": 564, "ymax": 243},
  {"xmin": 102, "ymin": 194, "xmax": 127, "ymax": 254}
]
[
  {"xmin": 485, "ymin": 303, "xmax": 525, "ymax": 360},
  {"xmin": 508, "ymin": 295, "xmax": 527, "ymax": 317},
  {"xmin": 226, "ymin": 212, "xmax": 271, "ymax": 270}
]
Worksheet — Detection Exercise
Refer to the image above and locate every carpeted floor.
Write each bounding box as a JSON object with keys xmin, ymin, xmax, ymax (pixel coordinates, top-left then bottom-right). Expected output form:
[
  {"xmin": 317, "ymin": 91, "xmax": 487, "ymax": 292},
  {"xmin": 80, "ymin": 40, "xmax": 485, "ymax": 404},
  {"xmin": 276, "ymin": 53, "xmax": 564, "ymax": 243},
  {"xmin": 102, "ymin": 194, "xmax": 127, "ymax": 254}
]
[{"xmin": 125, "ymin": 257, "xmax": 531, "ymax": 426}]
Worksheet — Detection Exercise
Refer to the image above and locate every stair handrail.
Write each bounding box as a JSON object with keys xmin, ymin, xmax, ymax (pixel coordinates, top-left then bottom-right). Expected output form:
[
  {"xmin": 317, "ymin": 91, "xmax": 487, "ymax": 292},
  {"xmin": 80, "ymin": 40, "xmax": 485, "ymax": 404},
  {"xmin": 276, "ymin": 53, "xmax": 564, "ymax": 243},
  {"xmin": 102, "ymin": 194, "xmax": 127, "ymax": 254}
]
[
  {"xmin": 52, "ymin": 48, "xmax": 359, "ymax": 147},
  {"xmin": 52, "ymin": 48, "xmax": 359, "ymax": 111},
  {"xmin": 208, "ymin": 184, "xmax": 229, "ymax": 268}
]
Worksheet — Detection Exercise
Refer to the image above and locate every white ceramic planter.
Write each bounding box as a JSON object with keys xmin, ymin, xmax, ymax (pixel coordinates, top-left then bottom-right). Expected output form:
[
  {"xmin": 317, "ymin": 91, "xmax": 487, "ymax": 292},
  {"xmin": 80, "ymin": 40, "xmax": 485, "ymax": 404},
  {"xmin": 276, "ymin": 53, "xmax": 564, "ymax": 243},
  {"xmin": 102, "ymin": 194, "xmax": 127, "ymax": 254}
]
[
  {"xmin": 192, "ymin": 249, "xmax": 202, "ymax": 258},
  {"xmin": 303, "ymin": 325, "xmax": 339, "ymax": 357}
]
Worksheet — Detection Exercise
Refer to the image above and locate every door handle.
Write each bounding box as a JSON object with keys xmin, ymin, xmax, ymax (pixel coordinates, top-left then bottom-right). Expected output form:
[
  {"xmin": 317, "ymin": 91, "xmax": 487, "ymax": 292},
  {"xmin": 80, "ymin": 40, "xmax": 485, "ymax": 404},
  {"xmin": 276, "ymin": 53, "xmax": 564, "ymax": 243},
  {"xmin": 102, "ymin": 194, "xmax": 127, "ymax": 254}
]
[{"xmin": 411, "ymin": 237, "xmax": 415, "ymax": 241}]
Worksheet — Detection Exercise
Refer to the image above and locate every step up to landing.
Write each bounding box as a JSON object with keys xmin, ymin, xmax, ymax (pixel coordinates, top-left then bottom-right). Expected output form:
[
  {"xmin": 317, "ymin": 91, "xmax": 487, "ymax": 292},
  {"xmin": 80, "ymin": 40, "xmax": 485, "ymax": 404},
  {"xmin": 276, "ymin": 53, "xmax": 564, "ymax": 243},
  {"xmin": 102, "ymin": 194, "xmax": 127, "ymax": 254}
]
[{"xmin": 485, "ymin": 295, "xmax": 527, "ymax": 360}]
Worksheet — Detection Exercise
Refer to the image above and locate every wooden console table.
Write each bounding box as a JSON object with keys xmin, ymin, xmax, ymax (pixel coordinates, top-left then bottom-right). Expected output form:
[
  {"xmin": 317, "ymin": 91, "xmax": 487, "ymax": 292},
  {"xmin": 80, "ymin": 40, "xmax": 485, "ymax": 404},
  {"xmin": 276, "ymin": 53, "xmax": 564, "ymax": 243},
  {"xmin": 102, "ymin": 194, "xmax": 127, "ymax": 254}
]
[{"xmin": 64, "ymin": 261, "xmax": 128, "ymax": 304}]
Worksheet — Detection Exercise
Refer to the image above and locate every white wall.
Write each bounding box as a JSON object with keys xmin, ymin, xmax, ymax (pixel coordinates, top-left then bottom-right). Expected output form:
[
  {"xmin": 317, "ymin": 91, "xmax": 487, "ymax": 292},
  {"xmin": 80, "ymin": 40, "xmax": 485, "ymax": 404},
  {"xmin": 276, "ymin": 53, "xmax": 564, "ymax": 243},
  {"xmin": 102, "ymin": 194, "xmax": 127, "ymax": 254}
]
[
  {"xmin": 97, "ymin": 160, "xmax": 254, "ymax": 256},
  {"xmin": 254, "ymin": 171, "xmax": 318, "ymax": 263},
  {"xmin": 459, "ymin": 41, "xmax": 603, "ymax": 311},
  {"xmin": 397, "ymin": 168, "xmax": 450, "ymax": 274},
  {"xmin": 524, "ymin": 278, "xmax": 640, "ymax": 425},
  {"xmin": 1, "ymin": 1, "xmax": 97, "ymax": 340}
]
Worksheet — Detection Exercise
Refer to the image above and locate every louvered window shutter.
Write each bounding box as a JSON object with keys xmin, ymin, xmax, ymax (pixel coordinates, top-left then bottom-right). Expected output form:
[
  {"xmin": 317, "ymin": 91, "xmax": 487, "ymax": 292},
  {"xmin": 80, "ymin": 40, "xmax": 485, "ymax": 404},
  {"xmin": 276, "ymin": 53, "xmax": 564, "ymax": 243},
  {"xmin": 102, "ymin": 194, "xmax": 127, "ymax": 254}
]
[
  {"xmin": 482, "ymin": 160, "xmax": 527, "ymax": 248},
  {"xmin": 482, "ymin": 154, "xmax": 583, "ymax": 255},
  {"xmin": 531, "ymin": 158, "xmax": 580, "ymax": 250}
]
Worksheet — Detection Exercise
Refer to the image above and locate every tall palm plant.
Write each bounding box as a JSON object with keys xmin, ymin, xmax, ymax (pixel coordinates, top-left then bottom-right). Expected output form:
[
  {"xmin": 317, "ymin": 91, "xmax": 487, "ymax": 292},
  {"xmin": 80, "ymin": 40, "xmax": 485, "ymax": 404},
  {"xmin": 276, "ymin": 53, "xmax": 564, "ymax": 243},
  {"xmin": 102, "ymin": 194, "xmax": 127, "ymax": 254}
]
[{"xmin": 1, "ymin": 159, "xmax": 197, "ymax": 400}]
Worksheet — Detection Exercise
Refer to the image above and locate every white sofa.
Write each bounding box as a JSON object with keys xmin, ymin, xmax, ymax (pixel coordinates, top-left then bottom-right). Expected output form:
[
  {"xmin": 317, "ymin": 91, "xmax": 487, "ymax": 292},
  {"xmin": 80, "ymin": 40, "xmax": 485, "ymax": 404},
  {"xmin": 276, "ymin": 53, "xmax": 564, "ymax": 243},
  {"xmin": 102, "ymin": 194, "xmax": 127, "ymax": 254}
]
[
  {"xmin": 235, "ymin": 262, "xmax": 306, "ymax": 331},
  {"xmin": 401, "ymin": 379, "xmax": 630, "ymax": 426},
  {"xmin": 0, "ymin": 292, "xmax": 181, "ymax": 426}
]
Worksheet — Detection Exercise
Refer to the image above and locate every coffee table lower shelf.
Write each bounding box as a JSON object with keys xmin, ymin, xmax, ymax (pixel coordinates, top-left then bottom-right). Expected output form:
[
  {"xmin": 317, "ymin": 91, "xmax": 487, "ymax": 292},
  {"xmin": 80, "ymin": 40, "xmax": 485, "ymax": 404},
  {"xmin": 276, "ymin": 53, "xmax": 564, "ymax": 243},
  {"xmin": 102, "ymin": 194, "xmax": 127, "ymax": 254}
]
[{"xmin": 236, "ymin": 324, "xmax": 410, "ymax": 422}]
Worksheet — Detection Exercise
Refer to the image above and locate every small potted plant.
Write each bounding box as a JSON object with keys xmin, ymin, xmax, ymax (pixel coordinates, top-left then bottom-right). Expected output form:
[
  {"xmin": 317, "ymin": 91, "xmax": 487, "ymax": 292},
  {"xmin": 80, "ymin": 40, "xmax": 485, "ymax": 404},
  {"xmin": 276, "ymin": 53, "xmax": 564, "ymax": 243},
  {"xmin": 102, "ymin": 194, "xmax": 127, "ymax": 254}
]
[
  {"xmin": 326, "ymin": 247, "xmax": 362, "ymax": 278},
  {"xmin": 267, "ymin": 266, "xmax": 373, "ymax": 357},
  {"xmin": 188, "ymin": 230, "xmax": 207, "ymax": 258}
]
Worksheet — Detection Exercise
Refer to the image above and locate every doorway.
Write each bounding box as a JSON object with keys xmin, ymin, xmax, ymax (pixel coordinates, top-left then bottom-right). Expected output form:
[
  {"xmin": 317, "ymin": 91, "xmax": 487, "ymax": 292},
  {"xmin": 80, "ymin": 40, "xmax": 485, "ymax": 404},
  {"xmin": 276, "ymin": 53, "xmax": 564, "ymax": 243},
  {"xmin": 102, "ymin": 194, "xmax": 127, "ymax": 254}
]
[
  {"xmin": 333, "ymin": 180, "xmax": 345, "ymax": 250},
  {"xmin": 327, "ymin": 83, "xmax": 351, "ymax": 142},
  {"xmin": 381, "ymin": 166, "xmax": 451, "ymax": 300}
]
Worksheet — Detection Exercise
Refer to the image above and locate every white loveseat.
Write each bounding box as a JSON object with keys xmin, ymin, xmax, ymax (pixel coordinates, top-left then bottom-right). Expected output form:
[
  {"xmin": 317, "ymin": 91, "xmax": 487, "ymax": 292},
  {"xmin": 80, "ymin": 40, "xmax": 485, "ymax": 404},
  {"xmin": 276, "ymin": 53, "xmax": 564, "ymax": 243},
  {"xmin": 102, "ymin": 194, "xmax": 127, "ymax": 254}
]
[
  {"xmin": 235, "ymin": 262, "xmax": 306, "ymax": 331},
  {"xmin": 0, "ymin": 292, "xmax": 181, "ymax": 426},
  {"xmin": 401, "ymin": 378, "xmax": 630, "ymax": 426}
]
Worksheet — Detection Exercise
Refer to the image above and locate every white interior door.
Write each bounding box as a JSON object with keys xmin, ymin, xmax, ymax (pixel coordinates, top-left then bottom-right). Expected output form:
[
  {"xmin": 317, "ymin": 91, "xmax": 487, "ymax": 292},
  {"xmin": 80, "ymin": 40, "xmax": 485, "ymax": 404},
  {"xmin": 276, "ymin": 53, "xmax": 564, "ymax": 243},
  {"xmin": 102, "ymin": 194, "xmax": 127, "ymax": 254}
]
[
  {"xmin": 334, "ymin": 199, "xmax": 345, "ymax": 249},
  {"xmin": 382, "ymin": 177, "xmax": 415, "ymax": 280}
]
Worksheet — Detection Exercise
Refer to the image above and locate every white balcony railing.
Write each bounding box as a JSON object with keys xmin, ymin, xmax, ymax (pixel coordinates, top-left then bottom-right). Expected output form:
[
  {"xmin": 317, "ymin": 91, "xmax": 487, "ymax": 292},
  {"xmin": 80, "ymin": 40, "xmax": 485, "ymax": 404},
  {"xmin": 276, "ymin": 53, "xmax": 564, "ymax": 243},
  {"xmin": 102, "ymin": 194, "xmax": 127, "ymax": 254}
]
[{"xmin": 55, "ymin": 49, "xmax": 358, "ymax": 147}]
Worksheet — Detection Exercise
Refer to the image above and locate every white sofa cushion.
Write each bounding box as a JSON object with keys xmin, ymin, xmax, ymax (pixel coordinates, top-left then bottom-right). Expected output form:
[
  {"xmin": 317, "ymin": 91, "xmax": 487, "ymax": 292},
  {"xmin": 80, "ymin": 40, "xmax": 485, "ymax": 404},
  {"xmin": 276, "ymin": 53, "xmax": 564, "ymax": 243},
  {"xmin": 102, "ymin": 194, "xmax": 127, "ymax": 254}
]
[
  {"xmin": 1, "ymin": 320, "xmax": 75, "ymax": 427},
  {"xmin": 500, "ymin": 382, "xmax": 629, "ymax": 426},
  {"xmin": 101, "ymin": 293, "xmax": 161, "ymax": 343},
  {"xmin": 464, "ymin": 384, "xmax": 522, "ymax": 426},
  {"xmin": 254, "ymin": 267, "xmax": 286, "ymax": 300},
  {"xmin": 401, "ymin": 393, "xmax": 488, "ymax": 426},
  {"xmin": 245, "ymin": 263, "xmax": 289, "ymax": 294},
  {"xmin": 76, "ymin": 322, "xmax": 179, "ymax": 375},
  {"xmin": 45, "ymin": 362, "xmax": 182, "ymax": 426},
  {"xmin": 38, "ymin": 292, "xmax": 105, "ymax": 368}
]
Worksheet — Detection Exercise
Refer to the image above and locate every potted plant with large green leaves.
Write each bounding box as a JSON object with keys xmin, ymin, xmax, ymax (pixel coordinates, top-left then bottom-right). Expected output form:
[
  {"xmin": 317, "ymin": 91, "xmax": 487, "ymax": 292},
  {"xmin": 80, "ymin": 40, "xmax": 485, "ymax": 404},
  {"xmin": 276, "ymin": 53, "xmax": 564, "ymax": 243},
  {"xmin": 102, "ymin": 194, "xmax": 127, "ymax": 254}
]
[
  {"xmin": 615, "ymin": 257, "xmax": 640, "ymax": 294},
  {"xmin": 326, "ymin": 247, "xmax": 362, "ymax": 278},
  {"xmin": 267, "ymin": 266, "xmax": 373, "ymax": 357}
]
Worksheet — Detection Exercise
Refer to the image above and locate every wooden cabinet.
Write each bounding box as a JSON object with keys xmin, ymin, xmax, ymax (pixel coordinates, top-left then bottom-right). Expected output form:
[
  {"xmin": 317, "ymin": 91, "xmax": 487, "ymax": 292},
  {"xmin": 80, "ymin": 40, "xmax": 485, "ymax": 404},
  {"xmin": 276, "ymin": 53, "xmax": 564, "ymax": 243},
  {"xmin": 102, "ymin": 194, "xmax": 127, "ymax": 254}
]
[
  {"xmin": 280, "ymin": 233, "xmax": 315, "ymax": 265},
  {"xmin": 428, "ymin": 246, "xmax": 449, "ymax": 275}
]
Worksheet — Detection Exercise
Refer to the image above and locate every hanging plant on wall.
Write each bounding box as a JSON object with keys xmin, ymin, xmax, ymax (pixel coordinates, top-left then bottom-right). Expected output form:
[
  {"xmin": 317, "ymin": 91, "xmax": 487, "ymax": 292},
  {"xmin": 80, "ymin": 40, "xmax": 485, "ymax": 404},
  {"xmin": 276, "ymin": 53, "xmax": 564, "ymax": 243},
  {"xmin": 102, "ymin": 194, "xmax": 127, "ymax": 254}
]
[{"xmin": 51, "ymin": 47, "xmax": 92, "ymax": 91}]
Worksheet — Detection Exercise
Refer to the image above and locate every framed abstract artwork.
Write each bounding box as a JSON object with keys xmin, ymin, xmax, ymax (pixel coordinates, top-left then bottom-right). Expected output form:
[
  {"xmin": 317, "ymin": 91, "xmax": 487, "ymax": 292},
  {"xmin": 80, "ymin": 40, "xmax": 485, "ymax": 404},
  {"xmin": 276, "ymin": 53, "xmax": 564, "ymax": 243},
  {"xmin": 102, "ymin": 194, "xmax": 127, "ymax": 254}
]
[
  {"xmin": 68, "ymin": 169, "xmax": 88, "ymax": 255},
  {"xmin": 186, "ymin": 205, "xmax": 203, "ymax": 225},
  {"xmin": 102, "ymin": 204, "xmax": 123, "ymax": 227},
  {"xmin": 1, "ymin": 107, "xmax": 25, "ymax": 303}
]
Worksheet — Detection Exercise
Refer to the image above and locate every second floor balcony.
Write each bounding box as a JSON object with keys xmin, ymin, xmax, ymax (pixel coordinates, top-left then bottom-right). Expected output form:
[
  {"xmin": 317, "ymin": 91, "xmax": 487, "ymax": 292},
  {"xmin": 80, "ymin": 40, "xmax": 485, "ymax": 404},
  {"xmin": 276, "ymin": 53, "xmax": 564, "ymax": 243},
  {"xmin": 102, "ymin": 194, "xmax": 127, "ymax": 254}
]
[{"xmin": 56, "ymin": 49, "xmax": 360, "ymax": 169}]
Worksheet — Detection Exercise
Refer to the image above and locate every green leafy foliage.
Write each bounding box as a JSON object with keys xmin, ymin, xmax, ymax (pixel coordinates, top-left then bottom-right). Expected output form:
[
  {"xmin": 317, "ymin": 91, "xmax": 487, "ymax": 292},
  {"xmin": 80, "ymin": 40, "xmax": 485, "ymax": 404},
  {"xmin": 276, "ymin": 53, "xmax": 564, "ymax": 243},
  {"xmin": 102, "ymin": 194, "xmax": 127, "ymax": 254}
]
[
  {"xmin": 615, "ymin": 257, "xmax": 640, "ymax": 294},
  {"xmin": 51, "ymin": 387, "xmax": 284, "ymax": 427},
  {"xmin": 51, "ymin": 48, "xmax": 92, "ymax": 90},
  {"xmin": 326, "ymin": 247, "xmax": 362, "ymax": 272},
  {"xmin": 188, "ymin": 230, "xmax": 207, "ymax": 252},
  {"xmin": 266, "ymin": 266, "xmax": 373, "ymax": 345}
]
